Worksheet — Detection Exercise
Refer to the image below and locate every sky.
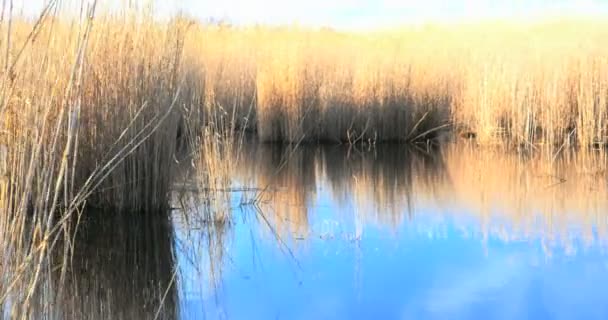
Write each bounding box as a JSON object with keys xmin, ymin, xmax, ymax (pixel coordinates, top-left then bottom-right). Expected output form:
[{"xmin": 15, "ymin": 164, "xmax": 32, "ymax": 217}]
[{"xmin": 11, "ymin": 0, "xmax": 608, "ymax": 29}]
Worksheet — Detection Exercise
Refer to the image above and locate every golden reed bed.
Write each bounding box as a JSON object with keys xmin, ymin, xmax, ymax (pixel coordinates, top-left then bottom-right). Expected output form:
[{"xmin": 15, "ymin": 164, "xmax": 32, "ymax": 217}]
[
  {"xmin": 188, "ymin": 18, "xmax": 608, "ymax": 146},
  {"xmin": 2, "ymin": 13, "xmax": 608, "ymax": 218}
]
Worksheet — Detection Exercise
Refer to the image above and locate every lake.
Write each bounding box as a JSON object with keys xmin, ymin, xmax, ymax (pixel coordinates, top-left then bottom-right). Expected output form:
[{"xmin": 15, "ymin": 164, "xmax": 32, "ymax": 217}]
[{"xmin": 28, "ymin": 143, "xmax": 608, "ymax": 319}]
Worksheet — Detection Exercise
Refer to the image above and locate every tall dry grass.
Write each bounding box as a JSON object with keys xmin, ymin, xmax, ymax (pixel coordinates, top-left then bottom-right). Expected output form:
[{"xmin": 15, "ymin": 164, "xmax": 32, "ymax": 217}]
[
  {"xmin": 1, "ymin": 11, "xmax": 607, "ymax": 227},
  {"xmin": 185, "ymin": 19, "xmax": 608, "ymax": 147},
  {"xmin": 0, "ymin": 4, "xmax": 209, "ymax": 317},
  {"xmin": 188, "ymin": 25, "xmax": 454, "ymax": 143}
]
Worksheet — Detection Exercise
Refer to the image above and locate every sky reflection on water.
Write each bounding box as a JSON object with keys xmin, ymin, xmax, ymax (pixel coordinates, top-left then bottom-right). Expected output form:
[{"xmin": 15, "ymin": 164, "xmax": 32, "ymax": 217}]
[{"xmin": 175, "ymin": 144, "xmax": 608, "ymax": 320}]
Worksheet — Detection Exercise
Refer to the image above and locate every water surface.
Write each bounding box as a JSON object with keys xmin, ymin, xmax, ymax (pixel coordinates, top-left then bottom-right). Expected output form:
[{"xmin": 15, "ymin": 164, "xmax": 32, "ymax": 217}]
[{"xmin": 33, "ymin": 144, "xmax": 608, "ymax": 319}]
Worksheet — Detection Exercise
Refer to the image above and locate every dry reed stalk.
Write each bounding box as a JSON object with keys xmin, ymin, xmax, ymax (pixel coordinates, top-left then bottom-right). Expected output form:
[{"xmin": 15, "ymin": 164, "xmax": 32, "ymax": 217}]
[
  {"xmin": 0, "ymin": 5, "xmax": 205, "ymax": 318},
  {"xmin": 182, "ymin": 20, "xmax": 608, "ymax": 147}
]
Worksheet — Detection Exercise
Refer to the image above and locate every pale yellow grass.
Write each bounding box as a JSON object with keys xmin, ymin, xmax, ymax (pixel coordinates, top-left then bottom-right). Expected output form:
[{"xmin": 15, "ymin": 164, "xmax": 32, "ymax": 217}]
[{"xmin": 188, "ymin": 19, "xmax": 608, "ymax": 146}]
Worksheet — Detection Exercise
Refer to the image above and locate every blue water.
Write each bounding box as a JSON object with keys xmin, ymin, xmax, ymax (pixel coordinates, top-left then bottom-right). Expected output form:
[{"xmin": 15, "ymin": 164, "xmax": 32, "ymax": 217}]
[
  {"xmin": 49, "ymin": 145, "xmax": 608, "ymax": 319},
  {"xmin": 173, "ymin": 146, "xmax": 608, "ymax": 320}
]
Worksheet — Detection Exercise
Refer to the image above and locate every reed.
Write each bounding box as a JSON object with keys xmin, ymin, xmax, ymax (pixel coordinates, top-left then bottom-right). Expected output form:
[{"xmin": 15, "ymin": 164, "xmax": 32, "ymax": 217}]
[
  {"xmin": 2, "ymin": 13, "xmax": 608, "ymax": 228},
  {"xmin": 0, "ymin": 4, "xmax": 206, "ymax": 317},
  {"xmin": 183, "ymin": 19, "xmax": 608, "ymax": 147}
]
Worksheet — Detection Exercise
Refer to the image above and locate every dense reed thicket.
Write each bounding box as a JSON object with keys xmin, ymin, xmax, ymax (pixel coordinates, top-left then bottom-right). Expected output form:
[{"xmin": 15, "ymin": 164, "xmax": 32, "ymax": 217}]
[
  {"xmin": 3, "ymin": 14, "xmax": 608, "ymax": 221},
  {"xmin": 0, "ymin": 5, "xmax": 208, "ymax": 317},
  {"xmin": 187, "ymin": 19, "xmax": 608, "ymax": 146}
]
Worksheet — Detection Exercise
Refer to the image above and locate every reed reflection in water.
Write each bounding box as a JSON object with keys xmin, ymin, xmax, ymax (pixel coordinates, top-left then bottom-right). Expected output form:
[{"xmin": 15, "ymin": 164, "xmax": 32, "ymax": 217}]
[
  {"xmin": 178, "ymin": 143, "xmax": 608, "ymax": 319},
  {"xmin": 229, "ymin": 143, "xmax": 608, "ymax": 252},
  {"xmin": 24, "ymin": 212, "xmax": 179, "ymax": 320},
  {"xmin": 6, "ymin": 143, "xmax": 608, "ymax": 319}
]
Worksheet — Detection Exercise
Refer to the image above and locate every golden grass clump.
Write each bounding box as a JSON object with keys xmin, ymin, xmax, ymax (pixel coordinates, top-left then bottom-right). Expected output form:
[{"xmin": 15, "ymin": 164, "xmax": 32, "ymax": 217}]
[
  {"xmin": 0, "ymin": 5, "xmax": 206, "ymax": 317},
  {"xmin": 1, "ymin": 13, "xmax": 193, "ymax": 217},
  {"xmin": 193, "ymin": 26, "xmax": 454, "ymax": 143}
]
